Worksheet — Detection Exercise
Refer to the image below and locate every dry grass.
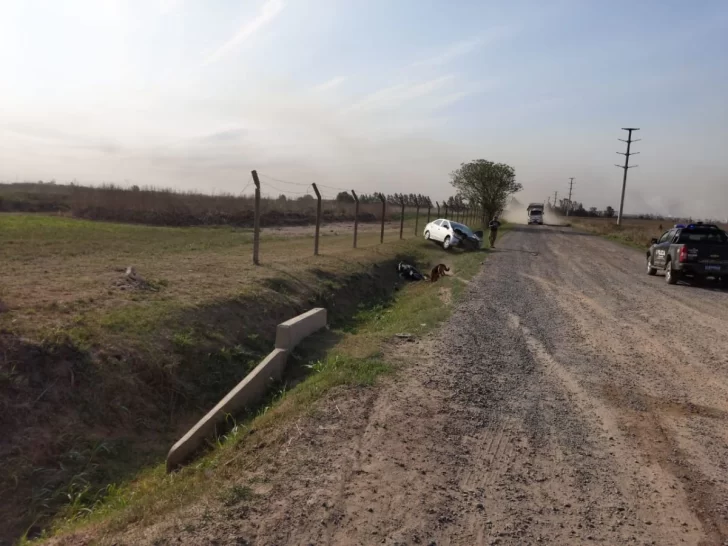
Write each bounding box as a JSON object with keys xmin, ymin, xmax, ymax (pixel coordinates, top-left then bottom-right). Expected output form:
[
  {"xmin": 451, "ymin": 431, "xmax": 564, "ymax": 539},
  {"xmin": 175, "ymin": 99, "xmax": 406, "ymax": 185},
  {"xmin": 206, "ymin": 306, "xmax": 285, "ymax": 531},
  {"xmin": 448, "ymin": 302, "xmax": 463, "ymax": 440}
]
[
  {"xmin": 569, "ymin": 217, "xmax": 728, "ymax": 248},
  {"xmin": 0, "ymin": 212, "xmax": 474, "ymax": 544},
  {"xmin": 33, "ymin": 225, "xmax": 498, "ymax": 545},
  {"xmin": 0, "ymin": 214, "xmax": 434, "ymax": 339},
  {"xmin": 0, "ymin": 182, "xmax": 406, "ymax": 227}
]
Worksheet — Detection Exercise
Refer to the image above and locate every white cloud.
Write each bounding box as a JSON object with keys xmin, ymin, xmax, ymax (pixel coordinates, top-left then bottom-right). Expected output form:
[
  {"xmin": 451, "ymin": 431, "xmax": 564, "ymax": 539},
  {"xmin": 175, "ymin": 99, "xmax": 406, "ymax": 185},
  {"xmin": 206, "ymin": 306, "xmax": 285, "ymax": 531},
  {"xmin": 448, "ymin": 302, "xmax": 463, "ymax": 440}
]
[
  {"xmin": 410, "ymin": 26, "xmax": 516, "ymax": 68},
  {"xmin": 202, "ymin": 0, "xmax": 285, "ymax": 66},
  {"xmin": 345, "ymin": 75, "xmax": 455, "ymax": 113},
  {"xmin": 313, "ymin": 76, "xmax": 346, "ymax": 91},
  {"xmin": 429, "ymin": 80, "xmax": 499, "ymax": 109},
  {"xmin": 411, "ymin": 37, "xmax": 484, "ymax": 68}
]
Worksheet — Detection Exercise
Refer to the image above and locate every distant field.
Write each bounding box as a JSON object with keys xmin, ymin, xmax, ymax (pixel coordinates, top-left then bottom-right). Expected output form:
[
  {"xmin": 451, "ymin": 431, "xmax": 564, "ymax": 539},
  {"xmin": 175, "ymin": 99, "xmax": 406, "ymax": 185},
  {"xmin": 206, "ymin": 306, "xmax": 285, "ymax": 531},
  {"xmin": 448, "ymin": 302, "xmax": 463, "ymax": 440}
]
[
  {"xmin": 0, "ymin": 213, "xmax": 414, "ymax": 338},
  {"xmin": 571, "ymin": 216, "xmax": 727, "ymax": 248},
  {"xmin": 0, "ymin": 212, "xmax": 468, "ymax": 543},
  {"xmin": 0, "ymin": 182, "xmax": 414, "ymax": 227}
]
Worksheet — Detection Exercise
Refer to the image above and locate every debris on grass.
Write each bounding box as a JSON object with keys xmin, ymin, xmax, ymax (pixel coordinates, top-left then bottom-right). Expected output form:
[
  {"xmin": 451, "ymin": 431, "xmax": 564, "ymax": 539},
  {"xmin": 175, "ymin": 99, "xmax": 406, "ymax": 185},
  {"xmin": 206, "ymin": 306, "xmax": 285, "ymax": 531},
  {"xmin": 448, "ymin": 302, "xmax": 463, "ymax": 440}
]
[{"xmin": 113, "ymin": 266, "xmax": 159, "ymax": 292}]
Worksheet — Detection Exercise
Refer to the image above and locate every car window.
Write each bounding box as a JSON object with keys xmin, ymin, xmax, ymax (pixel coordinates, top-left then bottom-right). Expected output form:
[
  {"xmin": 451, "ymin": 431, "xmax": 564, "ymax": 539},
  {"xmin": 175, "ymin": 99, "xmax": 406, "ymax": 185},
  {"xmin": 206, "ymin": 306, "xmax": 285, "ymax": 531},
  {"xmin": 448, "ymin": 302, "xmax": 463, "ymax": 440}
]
[
  {"xmin": 433, "ymin": 220, "xmax": 443, "ymax": 227},
  {"xmin": 442, "ymin": 221, "xmax": 450, "ymax": 229},
  {"xmin": 677, "ymin": 229, "xmax": 728, "ymax": 244},
  {"xmin": 451, "ymin": 222, "xmax": 472, "ymax": 235}
]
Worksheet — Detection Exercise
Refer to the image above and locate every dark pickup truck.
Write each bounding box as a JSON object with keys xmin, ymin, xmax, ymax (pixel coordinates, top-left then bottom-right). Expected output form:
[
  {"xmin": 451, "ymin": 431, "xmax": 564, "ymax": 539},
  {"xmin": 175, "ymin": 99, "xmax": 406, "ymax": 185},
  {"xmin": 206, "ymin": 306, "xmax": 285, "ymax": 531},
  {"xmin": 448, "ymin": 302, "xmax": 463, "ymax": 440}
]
[{"xmin": 646, "ymin": 223, "xmax": 728, "ymax": 285}]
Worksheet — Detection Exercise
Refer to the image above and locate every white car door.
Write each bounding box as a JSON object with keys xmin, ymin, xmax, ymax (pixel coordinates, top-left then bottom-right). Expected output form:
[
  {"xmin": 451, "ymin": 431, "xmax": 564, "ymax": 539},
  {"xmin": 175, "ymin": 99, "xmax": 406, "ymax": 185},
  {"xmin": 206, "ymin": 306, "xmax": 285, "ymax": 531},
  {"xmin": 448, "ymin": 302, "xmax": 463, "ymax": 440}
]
[
  {"xmin": 431, "ymin": 220, "xmax": 444, "ymax": 240},
  {"xmin": 441, "ymin": 220, "xmax": 451, "ymax": 241}
]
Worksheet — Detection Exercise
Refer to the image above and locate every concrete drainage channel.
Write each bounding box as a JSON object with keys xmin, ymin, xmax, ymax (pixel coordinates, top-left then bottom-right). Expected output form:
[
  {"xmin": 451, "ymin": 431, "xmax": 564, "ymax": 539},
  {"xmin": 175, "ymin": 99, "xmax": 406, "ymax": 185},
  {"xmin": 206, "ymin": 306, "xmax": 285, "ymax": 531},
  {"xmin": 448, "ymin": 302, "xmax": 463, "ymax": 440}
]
[{"xmin": 166, "ymin": 308, "xmax": 328, "ymax": 471}]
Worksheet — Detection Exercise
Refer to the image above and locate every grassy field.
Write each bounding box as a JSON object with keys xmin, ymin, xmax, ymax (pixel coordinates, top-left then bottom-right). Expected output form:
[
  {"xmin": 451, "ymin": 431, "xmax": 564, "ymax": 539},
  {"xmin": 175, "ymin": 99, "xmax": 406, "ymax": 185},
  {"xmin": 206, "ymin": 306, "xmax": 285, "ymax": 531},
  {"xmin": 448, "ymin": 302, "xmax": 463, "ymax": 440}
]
[
  {"xmin": 0, "ymin": 212, "xmax": 493, "ymax": 544},
  {"xmin": 568, "ymin": 216, "xmax": 728, "ymax": 248},
  {"xmin": 34, "ymin": 223, "xmax": 496, "ymax": 545},
  {"xmin": 0, "ymin": 182, "xmax": 420, "ymax": 227}
]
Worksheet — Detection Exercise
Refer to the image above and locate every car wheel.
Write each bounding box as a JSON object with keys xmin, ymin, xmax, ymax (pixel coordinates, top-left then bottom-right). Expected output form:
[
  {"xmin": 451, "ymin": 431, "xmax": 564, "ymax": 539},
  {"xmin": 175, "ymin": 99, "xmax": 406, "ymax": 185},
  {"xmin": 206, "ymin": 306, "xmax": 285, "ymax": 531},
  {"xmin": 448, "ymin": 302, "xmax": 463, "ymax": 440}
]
[
  {"xmin": 424, "ymin": 230, "xmax": 431, "ymax": 240},
  {"xmin": 665, "ymin": 260, "xmax": 679, "ymax": 285},
  {"xmin": 442, "ymin": 236, "xmax": 451, "ymax": 250},
  {"xmin": 646, "ymin": 256, "xmax": 657, "ymax": 276}
]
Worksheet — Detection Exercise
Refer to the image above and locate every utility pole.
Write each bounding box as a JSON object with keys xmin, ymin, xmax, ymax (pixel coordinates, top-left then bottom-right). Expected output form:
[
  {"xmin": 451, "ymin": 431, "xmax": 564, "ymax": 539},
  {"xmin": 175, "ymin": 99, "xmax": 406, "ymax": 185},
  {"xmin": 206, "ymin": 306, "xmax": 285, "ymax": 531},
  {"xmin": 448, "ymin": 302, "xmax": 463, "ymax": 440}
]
[
  {"xmin": 566, "ymin": 178, "xmax": 574, "ymax": 216},
  {"xmin": 615, "ymin": 128, "xmax": 640, "ymax": 226}
]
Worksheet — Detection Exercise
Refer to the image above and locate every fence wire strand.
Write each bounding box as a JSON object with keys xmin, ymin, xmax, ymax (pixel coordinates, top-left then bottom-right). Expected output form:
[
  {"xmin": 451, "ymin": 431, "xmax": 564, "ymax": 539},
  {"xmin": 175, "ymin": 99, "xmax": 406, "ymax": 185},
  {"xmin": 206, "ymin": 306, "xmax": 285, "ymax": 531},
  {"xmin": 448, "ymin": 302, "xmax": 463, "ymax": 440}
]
[
  {"xmin": 258, "ymin": 173, "xmax": 310, "ymax": 187},
  {"xmin": 261, "ymin": 181, "xmax": 310, "ymax": 196}
]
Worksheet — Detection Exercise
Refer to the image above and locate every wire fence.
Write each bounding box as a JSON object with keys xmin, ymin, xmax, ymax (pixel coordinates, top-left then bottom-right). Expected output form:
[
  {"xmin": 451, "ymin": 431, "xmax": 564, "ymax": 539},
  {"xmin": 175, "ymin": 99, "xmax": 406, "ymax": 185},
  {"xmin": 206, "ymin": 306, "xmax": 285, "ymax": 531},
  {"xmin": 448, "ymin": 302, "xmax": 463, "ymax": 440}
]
[{"xmin": 250, "ymin": 170, "xmax": 483, "ymax": 264}]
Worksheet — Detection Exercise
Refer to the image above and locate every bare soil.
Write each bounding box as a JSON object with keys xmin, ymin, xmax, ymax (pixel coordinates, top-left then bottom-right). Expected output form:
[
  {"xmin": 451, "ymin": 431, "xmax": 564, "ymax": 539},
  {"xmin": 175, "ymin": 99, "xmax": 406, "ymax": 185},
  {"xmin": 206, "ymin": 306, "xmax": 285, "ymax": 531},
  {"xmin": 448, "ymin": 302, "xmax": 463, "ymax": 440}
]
[{"xmin": 69, "ymin": 225, "xmax": 728, "ymax": 545}]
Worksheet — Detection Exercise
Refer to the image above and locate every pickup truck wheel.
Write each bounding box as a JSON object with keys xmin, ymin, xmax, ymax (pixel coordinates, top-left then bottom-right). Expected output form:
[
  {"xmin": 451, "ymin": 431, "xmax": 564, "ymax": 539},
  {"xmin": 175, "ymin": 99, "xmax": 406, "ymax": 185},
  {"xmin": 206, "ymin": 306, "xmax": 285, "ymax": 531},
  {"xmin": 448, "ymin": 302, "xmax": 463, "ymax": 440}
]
[
  {"xmin": 665, "ymin": 261, "xmax": 679, "ymax": 285},
  {"xmin": 646, "ymin": 256, "xmax": 657, "ymax": 276}
]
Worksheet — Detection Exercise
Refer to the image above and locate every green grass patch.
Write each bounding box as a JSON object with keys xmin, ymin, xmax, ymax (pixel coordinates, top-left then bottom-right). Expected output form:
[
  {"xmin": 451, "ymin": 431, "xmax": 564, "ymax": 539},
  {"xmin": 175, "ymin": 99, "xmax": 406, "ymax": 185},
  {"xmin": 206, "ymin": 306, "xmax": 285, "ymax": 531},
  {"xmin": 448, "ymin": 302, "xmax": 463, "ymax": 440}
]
[{"xmin": 37, "ymin": 239, "xmax": 493, "ymax": 543}]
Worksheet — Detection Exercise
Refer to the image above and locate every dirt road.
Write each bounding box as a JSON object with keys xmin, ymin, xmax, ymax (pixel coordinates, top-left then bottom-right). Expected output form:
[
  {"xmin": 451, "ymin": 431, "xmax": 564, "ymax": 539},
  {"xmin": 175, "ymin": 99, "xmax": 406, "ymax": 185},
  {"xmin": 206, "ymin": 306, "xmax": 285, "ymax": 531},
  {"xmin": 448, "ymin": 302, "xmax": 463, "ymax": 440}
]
[{"xmin": 114, "ymin": 226, "xmax": 728, "ymax": 546}]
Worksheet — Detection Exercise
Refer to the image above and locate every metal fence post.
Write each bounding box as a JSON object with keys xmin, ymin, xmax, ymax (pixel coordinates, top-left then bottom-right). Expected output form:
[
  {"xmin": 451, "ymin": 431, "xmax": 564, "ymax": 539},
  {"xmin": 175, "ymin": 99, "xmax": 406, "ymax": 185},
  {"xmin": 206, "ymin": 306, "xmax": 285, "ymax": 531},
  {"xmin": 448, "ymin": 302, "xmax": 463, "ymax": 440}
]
[
  {"xmin": 414, "ymin": 197, "xmax": 420, "ymax": 236},
  {"xmin": 436, "ymin": 201, "xmax": 440, "ymax": 217},
  {"xmin": 379, "ymin": 193, "xmax": 386, "ymax": 244},
  {"xmin": 427, "ymin": 199, "xmax": 431, "ymax": 224},
  {"xmin": 312, "ymin": 183, "xmax": 322, "ymax": 255},
  {"xmin": 399, "ymin": 197, "xmax": 405, "ymax": 239},
  {"xmin": 352, "ymin": 190, "xmax": 359, "ymax": 248},
  {"xmin": 251, "ymin": 170, "xmax": 261, "ymax": 265}
]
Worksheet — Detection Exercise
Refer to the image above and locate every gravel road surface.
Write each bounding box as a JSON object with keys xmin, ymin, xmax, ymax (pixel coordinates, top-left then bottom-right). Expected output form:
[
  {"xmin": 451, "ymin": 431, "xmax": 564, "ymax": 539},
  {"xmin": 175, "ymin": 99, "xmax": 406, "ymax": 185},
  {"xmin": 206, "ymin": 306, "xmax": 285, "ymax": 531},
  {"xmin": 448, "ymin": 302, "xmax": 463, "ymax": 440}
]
[{"xmin": 110, "ymin": 225, "xmax": 728, "ymax": 546}]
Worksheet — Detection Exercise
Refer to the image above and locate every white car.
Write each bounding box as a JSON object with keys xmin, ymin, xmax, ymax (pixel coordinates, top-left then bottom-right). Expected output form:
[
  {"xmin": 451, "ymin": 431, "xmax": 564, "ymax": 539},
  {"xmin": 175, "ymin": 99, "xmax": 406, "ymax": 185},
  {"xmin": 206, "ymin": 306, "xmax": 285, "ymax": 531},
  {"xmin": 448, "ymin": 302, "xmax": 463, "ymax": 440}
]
[{"xmin": 423, "ymin": 218, "xmax": 482, "ymax": 250}]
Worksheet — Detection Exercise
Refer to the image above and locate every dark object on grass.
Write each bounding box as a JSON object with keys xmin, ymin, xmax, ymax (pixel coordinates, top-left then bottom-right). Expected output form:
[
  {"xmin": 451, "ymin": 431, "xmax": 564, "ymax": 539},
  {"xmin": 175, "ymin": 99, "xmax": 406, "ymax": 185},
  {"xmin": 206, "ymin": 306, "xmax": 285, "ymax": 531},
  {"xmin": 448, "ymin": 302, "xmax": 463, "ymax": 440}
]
[
  {"xmin": 397, "ymin": 262, "xmax": 426, "ymax": 281},
  {"xmin": 429, "ymin": 263, "xmax": 450, "ymax": 282}
]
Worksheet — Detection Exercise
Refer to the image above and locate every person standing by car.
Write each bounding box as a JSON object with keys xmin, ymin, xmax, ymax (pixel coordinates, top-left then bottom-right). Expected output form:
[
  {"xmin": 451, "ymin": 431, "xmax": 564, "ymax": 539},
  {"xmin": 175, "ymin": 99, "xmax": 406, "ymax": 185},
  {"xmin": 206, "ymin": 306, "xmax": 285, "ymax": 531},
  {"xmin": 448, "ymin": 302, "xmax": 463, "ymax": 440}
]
[{"xmin": 488, "ymin": 217, "xmax": 501, "ymax": 248}]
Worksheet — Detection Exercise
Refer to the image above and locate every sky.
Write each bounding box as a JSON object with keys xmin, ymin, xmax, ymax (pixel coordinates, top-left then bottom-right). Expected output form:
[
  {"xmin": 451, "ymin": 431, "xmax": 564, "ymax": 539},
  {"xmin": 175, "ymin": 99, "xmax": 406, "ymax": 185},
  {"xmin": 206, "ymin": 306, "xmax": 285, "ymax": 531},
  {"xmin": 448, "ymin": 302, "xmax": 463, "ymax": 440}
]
[{"xmin": 1, "ymin": 0, "xmax": 727, "ymax": 217}]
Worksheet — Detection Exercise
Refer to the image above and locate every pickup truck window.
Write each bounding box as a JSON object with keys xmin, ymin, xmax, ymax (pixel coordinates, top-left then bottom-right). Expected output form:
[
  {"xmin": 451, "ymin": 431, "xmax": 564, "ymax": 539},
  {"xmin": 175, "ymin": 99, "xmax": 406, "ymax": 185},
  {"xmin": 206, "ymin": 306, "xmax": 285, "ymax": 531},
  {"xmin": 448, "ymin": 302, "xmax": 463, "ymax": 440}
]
[
  {"xmin": 658, "ymin": 230, "xmax": 673, "ymax": 244},
  {"xmin": 677, "ymin": 229, "xmax": 727, "ymax": 244}
]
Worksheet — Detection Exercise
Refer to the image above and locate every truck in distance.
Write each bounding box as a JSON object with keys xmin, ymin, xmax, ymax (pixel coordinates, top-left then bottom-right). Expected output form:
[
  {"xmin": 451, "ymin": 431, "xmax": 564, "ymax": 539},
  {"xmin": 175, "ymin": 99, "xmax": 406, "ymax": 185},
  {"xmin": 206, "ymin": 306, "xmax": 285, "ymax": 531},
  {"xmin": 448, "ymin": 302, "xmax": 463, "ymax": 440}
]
[{"xmin": 527, "ymin": 203, "xmax": 544, "ymax": 225}]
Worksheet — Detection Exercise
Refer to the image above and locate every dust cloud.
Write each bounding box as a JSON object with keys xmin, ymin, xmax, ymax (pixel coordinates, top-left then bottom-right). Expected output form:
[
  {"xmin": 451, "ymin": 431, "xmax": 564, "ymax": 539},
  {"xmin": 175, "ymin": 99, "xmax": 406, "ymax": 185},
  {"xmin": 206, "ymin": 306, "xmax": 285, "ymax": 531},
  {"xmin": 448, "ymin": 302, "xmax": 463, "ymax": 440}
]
[
  {"xmin": 501, "ymin": 202, "xmax": 528, "ymax": 225},
  {"xmin": 501, "ymin": 201, "xmax": 567, "ymax": 226},
  {"xmin": 543, "ymin": 208, "xmax": 568, "ymax": 226}
]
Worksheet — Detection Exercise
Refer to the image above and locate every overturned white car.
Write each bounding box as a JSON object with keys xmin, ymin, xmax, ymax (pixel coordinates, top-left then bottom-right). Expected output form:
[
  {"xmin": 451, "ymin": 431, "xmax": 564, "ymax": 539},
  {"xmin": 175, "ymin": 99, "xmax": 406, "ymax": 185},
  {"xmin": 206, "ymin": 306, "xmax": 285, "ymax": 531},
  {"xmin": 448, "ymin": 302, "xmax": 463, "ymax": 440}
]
[{"xmin": 424, "ymin": 219, "xmax": 483, "ymax": 251}]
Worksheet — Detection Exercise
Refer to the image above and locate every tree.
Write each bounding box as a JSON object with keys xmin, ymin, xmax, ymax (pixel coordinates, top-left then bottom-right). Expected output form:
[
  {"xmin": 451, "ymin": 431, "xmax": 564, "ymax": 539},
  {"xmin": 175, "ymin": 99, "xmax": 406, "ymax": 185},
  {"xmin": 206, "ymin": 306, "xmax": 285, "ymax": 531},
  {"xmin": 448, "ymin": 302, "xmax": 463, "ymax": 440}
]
[
  {"xmin": 358, "ymin": 193, "xmax": 381, "ymax": 204},
  {"xmin": 297, "ymin": 194, "xmax": 315, "ymax": 202},
  {"xmin": 277, "ymin": 194, "xmax": 287, "ymax": 202},
  {"xmin": 450, "ymin": 160, "xmax": 521, "ymax": 226},
  {"xmin": 605, "ymin": 206, "xmax": 615, "ymax": 218},
  {"xmin": 335, "ymin": 191, "xmax": 354, "ymax": 203},
  {"xmin": 589, "ymin": 207, "xmax": 598, "ymax": 216}
]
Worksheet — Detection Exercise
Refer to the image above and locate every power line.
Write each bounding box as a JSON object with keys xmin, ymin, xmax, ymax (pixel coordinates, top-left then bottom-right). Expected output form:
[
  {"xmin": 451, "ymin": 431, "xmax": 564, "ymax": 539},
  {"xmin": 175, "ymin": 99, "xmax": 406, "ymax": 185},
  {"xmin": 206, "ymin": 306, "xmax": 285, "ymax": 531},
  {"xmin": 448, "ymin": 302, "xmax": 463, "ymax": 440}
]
[{"xmin": 615, "ymin": 128, "xmax": 641, "ymax": 226}]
